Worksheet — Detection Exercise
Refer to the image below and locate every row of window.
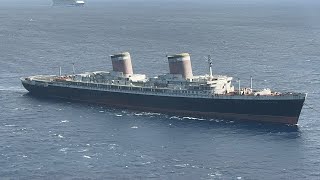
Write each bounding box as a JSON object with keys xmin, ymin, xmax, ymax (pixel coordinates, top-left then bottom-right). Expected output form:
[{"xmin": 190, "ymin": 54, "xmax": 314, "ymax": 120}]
[{"xmin": 53, "ymin": 81, "xmax": 212, "ymax": 96}]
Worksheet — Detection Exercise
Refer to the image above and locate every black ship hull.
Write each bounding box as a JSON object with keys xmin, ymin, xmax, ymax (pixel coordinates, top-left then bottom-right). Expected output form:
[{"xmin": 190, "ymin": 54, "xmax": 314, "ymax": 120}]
[{"xmin": 22, "ymin": 82, "xmax": 305, "ymax": 125}]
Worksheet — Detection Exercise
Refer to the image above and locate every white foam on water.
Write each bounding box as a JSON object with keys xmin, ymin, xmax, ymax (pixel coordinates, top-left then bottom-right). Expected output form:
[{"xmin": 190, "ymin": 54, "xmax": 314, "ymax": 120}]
[
  {"xmin": 208, "ymin": 172, "xmax": 222, "ymax": 177},
  {"xmin": 237, "ymin": 177, "xmax": 242, "ymax": 180},
  {"xmin": 58, "ymin": 134, "xmax": 64, "ymax": 138},
  {"xmin": 183, "ymin": 116, "xmax": 198, "ymax": 120},
  {"xmin": 13, "ymin": 108, "xmax": 28, "ymax": 111},
  {"xmin": 144, "ymin": 112, "xmax": 161, "ymax": 116},
  {"xmin": 137, "ymin": 112, "xmax": 161, "ymax": 116},
  {"xmin": 60, "ymin": 120, "xmax": 69, "ymax": 123},
  {"xmin": 99, "ymin": 111, "xmax": 104, "ymax": 113},
  {"xmin": 174, "ymin": 164, "xmax": 189, "ymax": 168},
  {"xmin": 115, "ymin": 114, "xmax": 123, "ymax": 117},
  {"xmin": 108, "ymin": 144, "xmax": 118, "ymax": 150},
  {"xmin": 170, "ymin": 116, "xmax": 182, "ymax": 120},
  {"xmin": 18, "ymin": 154, "xmax": 28, "ymax": 158},
  {"xmin": 131, "ymin": 126, "xmax": 138, "ymax": 129},
  {"xmin": 183, "ymin": 116, "xmax": 205, "ymax": 121},
  {"xmin": 5, "ymin": 124, "xmax": 17, "ymax": 127},
  {"xmin": 141, "ymin": 161, "xmax": 151, "ymax": 165},
  {"xmin": 78, "ymin": 149, "xmax": 88, "ymax": 153},
  {"xmin": 83, "ymin": 155, "xmax": 91, "ymax": 159},
  {"xmin": 59, "ymin": 148, "xmax": 68, "ymax": 152},
  {"xmin": 0, "ymin": 86, "xmax": 26, "ymax": 92}
]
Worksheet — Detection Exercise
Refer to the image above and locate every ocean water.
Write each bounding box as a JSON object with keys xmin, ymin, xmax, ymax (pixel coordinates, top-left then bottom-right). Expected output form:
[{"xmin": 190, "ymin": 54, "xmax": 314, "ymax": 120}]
[{"xmin": 1, "ymin": 0, "xmax": 320, "ymax": 179}]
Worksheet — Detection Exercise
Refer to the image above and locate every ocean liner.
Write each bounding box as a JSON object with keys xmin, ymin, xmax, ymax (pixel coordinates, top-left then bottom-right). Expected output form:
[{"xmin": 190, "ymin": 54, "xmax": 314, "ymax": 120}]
[
  {"xmin": 52, "ymin": 0, "xmax": 85, "ymax": 6},
  {"xmin": 21, "ymin": 52, "xmax": 306, "ymax": 124}
]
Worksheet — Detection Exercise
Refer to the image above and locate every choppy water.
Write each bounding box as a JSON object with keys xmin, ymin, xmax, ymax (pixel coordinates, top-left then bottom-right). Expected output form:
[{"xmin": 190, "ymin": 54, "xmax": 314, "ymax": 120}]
[{"xmin": 1, "ymin": 0, "xmax": 320, "ymax": 179}]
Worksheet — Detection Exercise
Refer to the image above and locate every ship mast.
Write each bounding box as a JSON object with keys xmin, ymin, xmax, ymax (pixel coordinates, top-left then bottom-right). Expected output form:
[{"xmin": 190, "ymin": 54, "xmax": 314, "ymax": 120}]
[
  {"xmin": 238, "ymin": 78, "xmax": 241, "ymax": 94},
  {"xmin": 72, "ymin": 63, "xmax": 75, "ymax": 74},
  {"xmin": 250, "ymin": 76, "xmax": 253, "ymax": 89},
  {"xmin": 208, "ymin": 55, "xmax": 213, "ymax": 78}
]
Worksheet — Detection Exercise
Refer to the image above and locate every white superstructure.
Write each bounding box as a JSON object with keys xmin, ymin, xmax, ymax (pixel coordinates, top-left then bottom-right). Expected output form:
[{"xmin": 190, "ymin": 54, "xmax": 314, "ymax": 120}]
[{"xmin": 52, "ymin": 0, "xmax": 85, "ymax": 6}]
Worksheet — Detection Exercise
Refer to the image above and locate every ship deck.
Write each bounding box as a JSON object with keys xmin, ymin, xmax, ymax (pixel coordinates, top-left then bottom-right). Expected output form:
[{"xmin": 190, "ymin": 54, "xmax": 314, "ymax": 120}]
[{"xmin": 21, "ymin": 75, "xmax": 306, "ymax": 101}]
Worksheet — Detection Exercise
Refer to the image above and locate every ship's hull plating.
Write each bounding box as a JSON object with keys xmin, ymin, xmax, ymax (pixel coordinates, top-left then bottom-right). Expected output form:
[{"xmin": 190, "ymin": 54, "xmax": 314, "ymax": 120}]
[{"xmin": 22, "ymin": 82, "xmax": 305, "ymax": 124}]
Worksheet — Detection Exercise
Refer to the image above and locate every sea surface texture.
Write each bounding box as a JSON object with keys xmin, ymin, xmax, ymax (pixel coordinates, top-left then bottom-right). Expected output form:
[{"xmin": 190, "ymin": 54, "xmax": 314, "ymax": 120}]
[{"xmin": 0, "ymin": 0, "xmax": 320, "ymax": 179}]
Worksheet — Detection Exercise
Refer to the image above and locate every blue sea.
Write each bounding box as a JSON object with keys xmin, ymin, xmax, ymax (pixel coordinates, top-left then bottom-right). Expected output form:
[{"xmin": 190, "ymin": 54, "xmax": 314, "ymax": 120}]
[{"xmin": 1, "ymin": 0, "xmax": 320, "ymax": 179}]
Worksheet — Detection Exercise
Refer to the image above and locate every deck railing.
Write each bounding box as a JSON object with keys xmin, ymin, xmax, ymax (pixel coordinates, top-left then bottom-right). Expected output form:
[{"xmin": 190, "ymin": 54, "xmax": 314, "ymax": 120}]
[{"xmin": 30, "ymin": 79, "xmax": 305, "ymax": 100}]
